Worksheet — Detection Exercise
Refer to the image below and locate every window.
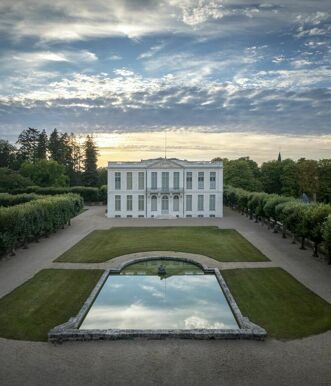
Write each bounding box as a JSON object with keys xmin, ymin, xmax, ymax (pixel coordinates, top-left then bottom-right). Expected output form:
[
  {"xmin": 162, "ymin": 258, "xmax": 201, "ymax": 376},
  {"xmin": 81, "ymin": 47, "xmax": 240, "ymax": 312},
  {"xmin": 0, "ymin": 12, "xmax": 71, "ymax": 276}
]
[
  {"xmin": 162, "ymin": 172, "xmax": 169, "ymax": 190},
  {"xmin": 210, "ymin": 172, "xmax": 216, "ymax": 189},
  {"xmin": 115, "ymin": 215, "xmax": 121, "ymax": 218},
  {"xmin": 209, "ymin": 194, "xmax": 216, "ymax": 211},
  {"xmin": 186, "ymin": 214, "xmax": 192, "ymax": 218},
  {"xmin": 162, "ymin": 195, "xmax": 169, "ymax": 211},
  {"xmin": 115, "ymin": 172, "xmax": 121, "ymax": 190},
  {"xmin": 186, "ymin": 172, "xmax": 192, "ymax": 189},
  {"xmin": 127, "ymin": 172, "xmax": 132, "ymax": 190},
  {"xmin": 198, "ymin": 172, "xmax": 204, "ymax": 189},
  {"xmin": 138, "ymin": 195, "xmax": 144, "ymax": 211},
  {"xmin": 115, "ymin": 195, "xmax": 121, "ymax": 211},
  {"xmin": 186, "ymin": 195, "xmax": 192, "ymax": 211},
  {"xmin": 138, "ymin": 215, "xmax": 144, "ymax": 218},
  {"xmin": 138, "ymin": 172, "xmax": 144, "ymax": 190},
  {"xmin": 151, "ymin": 172, "xmax": 157, "ymax": 189},
  {"xmin": 173, "ymin": 172, "xmax": 180, "ymax": 189},
  {"xmin": 127, "ymin": 195, "xmax": 132, "ymax": 211},
  {"xmin": 198, "ymin": 195, "xmax": 204, "ymax": 211},
  {"xmin": 173, "ymin": 195, "xmax": 179, "ymax": 211},
  {"xmin": 151, "ymin": 195, "xmax": 157, "ymax": 211}
]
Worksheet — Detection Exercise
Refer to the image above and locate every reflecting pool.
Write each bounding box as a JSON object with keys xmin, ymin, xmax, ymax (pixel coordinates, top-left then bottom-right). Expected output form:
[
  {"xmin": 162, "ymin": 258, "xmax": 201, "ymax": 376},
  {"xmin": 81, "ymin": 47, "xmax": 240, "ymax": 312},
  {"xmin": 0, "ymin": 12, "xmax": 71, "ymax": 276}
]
[{"xmin": 80, "ymin": 273, "xmax": 239, "ymax": 330}]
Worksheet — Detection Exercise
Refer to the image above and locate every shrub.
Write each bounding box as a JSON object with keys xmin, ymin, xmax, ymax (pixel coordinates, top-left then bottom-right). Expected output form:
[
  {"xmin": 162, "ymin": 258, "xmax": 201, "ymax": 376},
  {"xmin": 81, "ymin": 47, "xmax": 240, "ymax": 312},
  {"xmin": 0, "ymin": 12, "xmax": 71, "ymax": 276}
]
[
  {"xmin": 0, "ymin": 193, "xmax": 40, "ymax": 207},
  {"xmin": 10, "ymin": 186, "xmax": 100, "ymax": 202},
  {"xmin": 0, "ymin": 194, "xmax": 83, "ymax": 256},
  {"xmin": 99, "ymin": 185, "xmax": 107, "ymax": 204},
  {"xmin": 0, "ymin": 167, "xmax": 34, "ymax": 192},
  {"xmin": 322, "ymin": 215, "xmax": 331, "ymax": 264}
]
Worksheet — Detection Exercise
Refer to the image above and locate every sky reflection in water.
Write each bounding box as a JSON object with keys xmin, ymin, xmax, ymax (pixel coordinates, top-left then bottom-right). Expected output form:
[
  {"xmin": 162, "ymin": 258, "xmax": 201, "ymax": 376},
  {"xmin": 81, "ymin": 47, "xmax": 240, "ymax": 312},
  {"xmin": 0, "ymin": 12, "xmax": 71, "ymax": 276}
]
[{"xmin": 80, "ymin": 275, "xmax": 238, "ymax": 330}]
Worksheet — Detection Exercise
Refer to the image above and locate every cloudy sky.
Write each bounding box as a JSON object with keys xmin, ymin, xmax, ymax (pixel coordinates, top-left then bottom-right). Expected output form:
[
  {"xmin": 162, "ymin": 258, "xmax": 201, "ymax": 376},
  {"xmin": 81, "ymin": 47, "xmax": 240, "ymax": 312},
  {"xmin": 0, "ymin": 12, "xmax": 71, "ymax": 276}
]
[{"xmin": 0, "ymin": 0, "xmax": 330, "ymax": 164}]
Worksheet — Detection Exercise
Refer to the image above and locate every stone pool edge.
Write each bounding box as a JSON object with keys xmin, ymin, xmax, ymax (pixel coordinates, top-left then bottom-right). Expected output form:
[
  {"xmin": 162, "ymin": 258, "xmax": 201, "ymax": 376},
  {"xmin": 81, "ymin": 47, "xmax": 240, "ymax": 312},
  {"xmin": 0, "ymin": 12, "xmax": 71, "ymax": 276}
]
[{"xmin": 48, "ymin": 256, "xmax": 267, "ymax": 343}]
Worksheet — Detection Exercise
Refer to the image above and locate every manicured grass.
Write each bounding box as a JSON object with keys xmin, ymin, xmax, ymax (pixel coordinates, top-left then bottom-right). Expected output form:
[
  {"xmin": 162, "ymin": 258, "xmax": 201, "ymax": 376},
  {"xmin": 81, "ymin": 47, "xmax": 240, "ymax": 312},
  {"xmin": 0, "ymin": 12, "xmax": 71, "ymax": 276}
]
[
  {"xmin": 222, "ymin": 268, "xmax": 331, "ymax": 340},
  {"xmin": 56, "ymin": 226, "xmax": 268, "ymax": 263},
  {"xmin": 0, "ymin": 269, "xmax": 103, "ymax": 341}
]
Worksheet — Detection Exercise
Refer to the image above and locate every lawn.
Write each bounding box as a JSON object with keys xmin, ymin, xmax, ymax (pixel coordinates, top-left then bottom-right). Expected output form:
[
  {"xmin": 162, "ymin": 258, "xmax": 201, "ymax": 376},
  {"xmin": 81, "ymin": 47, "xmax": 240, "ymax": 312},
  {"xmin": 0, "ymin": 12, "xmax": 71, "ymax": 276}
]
[
  {"xmin": 0, "ymin": 269, "xmax": 103, "ymax": 341},
  {"xmin": 56, "ymin": 226, "xmax": 268, "ymax": 263},
  {"xmin": 222, "ymin": 268, "xmax": 331, "ymax": 339}
]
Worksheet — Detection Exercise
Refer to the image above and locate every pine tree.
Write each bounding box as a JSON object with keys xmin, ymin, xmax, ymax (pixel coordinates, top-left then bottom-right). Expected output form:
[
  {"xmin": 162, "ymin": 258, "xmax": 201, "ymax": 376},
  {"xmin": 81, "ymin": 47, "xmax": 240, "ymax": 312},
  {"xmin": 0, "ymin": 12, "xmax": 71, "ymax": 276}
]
[
  {"xmin": 83, "ymin": 135, "xmax": 98, "ymax": 186},
  {"xmin": 48, "ymin": 129, "xmax": 62, "ymax": 162},
  {"xmin": 16, "ymin": 127, "xmax": 40, "ymax": 163},
  {"xmin": 0, "ymin": 140, "xmax": 16, "ymax": 168},
  {"xmin": 36, "ymin": 129, "xmax": 48, "ymax": 160}
]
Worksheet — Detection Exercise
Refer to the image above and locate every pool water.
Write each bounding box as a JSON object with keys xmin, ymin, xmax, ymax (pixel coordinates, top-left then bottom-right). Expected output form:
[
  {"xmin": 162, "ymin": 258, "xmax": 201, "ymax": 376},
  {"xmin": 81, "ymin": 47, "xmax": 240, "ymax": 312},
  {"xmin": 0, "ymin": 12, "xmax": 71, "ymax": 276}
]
[{"xmin": 80, "ymin": 272, "xmax": 239, "ymax": 330}]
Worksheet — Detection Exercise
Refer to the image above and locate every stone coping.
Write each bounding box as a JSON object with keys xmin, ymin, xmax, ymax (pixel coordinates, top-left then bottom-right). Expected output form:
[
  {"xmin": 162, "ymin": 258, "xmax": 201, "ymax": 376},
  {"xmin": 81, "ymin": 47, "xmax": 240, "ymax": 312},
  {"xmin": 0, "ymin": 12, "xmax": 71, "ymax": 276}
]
[{"xmin": 48, "ymin": 256, "xmax": 267, "ymax": 343}]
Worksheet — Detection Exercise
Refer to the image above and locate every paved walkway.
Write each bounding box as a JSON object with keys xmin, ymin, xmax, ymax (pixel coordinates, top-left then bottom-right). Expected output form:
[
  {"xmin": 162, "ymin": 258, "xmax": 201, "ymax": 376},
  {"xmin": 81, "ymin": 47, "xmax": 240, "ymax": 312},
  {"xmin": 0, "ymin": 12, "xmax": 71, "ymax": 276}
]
[{"xmin": 0, "ymin": 206, "xmax": 330, "ymax": 386}]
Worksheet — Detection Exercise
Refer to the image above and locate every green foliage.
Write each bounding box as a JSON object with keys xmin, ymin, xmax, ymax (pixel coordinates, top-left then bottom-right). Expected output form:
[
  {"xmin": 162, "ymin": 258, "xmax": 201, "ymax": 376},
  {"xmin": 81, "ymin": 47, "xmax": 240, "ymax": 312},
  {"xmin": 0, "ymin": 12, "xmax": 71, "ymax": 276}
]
[
  {"xmin": 16, "ymin": 127, "xmax": 40, "ymax": 163},
  {"xmin": 0, "ymin": 140, "xmax": 16, "ymax": 168},
  {"xmin": 83, "ymin": 135, "xmax": 98, "ymax": 186},
  {"xmin": 0, "ymin": 193, "xmax": 40, "ymax": 207},
  {"xmin": 0, "ymin": 167, "xmax": 34, "ymax": 192},
  {"xmin": 0, "ymin": 194, "xmax": 83, "ymax": 255},
  {"xmin": 318, "ymin": 159, "xmax": 331, "ymax": 203},
  {"xmin": 303, "ymin": 204, "xmax": 331, "ymax": 256},
  {"xmin": 36, "ymin": 129, "xmax": 48, "ymax": 160},
  {"xmin": 322, "ymin": 215, "xmax": 331, "ymax": 263},
  {"xmin": 20, "ymin": 159, "xmax": 68, "ymax": 187},
  {"xmin": 297, "ymin": 158, "xmax": 319, "ymax": 200},
  {"xmin": 97, "ymin": 167, "xmax": 107, "ymax": 186},
  {"xmin": 224, "ymin": 185, "xmax": 331, "ymax": 255},
  {"xmin": 224, "ymin": 159, "xmax": 262, "ymax": 191},
  {"xmin": 280, "ymin": 159, "xmax": 299, "ymax": 197},
  {"xmin": 11, "ymin": 185, "xmax": 101, "ymax": 202},
  {"xmin": 99, "ymin": 185, "xmax": 107, "ymax": 203},
  {"xmin": 261, "ymin": 161, "xmax": 282, "ymax": 194}
]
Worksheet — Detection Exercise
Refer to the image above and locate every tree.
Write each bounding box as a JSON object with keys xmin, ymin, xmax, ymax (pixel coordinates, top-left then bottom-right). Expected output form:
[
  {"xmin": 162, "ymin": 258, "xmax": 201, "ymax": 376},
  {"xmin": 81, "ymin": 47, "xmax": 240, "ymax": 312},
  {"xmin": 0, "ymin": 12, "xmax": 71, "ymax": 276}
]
[
  {"xmin": 97, "ymin": 167, "xmax": 107, "ymax": 186},
  {"xmin": 0, "ymin": 140, "xmax": 16, "ymax": 168},
  {"xmin": 20, "ymin": 160, "xmax": 68, "ymax": 187},
  {"xmin": 322, "ymin": 215, "xmax": 331, "ymax": 264},
  {"xmin": 261, "ymin": 161, "xmax": 282, "ymax": 194},
  {"xmin": 318, "ymin": 159, "xmax": 331, "ymax": 203},
  {"xmin": 0, "ymin": 167, "xmax": 34, "ymax": 192},
  {"xmin": 83, "ymin": 135, "xmax": 98, "ymax": 186},
  {"xmin": 36, "ymin": 130, "xmax": 48, "ymax": 160},
  {"xmin": 224, "ymin": 159, "xmax": 262, "ymax": 191},
  {"xmin": 48, "ymin": 129, "xmax": 62, "ymax": 163},
  {"xmin": 297, "ymin": 158, "xmax": 319, "ymax": 201},
  {"xmin": 280, "ymin": 159, "xmax": 299, "ymax": 197},
  {"xmin": 303, "ymin": 204, "xmax": 331, "ymax": 257},
  {"xmin": 16, "ymin": 128, "xmax": 40, "ymax": 163}
]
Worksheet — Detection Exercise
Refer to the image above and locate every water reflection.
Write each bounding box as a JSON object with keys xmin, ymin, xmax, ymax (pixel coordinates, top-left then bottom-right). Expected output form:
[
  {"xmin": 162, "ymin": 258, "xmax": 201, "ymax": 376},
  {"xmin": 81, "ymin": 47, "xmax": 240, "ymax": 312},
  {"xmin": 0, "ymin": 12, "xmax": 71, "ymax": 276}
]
[{"xmin": 80, "ymin": 275, "xmax": 238, "ymax": 330}]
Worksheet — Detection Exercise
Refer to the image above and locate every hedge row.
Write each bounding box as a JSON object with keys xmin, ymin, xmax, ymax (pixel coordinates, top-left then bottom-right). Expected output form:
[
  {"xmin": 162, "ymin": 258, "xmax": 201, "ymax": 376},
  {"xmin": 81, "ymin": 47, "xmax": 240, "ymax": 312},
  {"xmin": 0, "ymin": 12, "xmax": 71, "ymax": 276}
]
[
  {"xmin": 224, "ymin": 185, "xmax": 331, "ymax": 263},
  {"xmin": 0, "ymin": 194, "xmax": 83, "ymax": 256},
  {"xmin": 0, "ymin": 193, "xmax": 41, "ymax": 207},
  {"xmin": 10, "ymin": 186, "xmax": 106, "ymax": 203}
]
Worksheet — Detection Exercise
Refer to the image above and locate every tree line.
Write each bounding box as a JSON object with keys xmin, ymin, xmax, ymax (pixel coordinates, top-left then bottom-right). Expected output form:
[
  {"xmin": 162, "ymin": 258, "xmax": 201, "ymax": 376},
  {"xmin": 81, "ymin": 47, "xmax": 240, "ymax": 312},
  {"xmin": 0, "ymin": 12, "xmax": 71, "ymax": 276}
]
[
  {"xmin": 212, "ymin": 156, "xmax": 331, "ymax": 203},
  {"xmin": 0, "ymin": 128, "xmax": 105, "ymax": 188},
  {"xmin": 224, "ymin": 185, "xmax": 331, "ymax": 264}
]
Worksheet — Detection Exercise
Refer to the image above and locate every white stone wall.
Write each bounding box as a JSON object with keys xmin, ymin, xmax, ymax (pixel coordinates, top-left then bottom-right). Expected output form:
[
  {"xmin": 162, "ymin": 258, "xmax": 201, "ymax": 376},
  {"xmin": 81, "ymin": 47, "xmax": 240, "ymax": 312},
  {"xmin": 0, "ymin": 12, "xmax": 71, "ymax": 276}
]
[{"xmin": 107, "ymin": 160, "xmax": 223, "ymax": 218}]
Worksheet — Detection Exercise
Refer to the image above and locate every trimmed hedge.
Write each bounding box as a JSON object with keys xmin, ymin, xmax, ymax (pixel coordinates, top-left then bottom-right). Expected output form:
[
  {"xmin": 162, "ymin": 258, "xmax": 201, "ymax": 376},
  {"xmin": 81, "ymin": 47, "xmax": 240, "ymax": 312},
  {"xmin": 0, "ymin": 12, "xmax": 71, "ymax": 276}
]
[
  {"xmin": 11, "ymin": 186, "xmax": 100, "ymax": 202},
  {"xmin": 0, "ymin": 194, "xmax": 83, "ymax": 256},
  {"xmin": 0, "ymin": 193, "xmax": 41, "ymax": 207},
  {"xmin": 99, "ymin": 185, "xmax": 107, "ymax": 204},
  {"xmin": 224, "ymin": 185, "xmax": 331, "ymax": 261}
]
